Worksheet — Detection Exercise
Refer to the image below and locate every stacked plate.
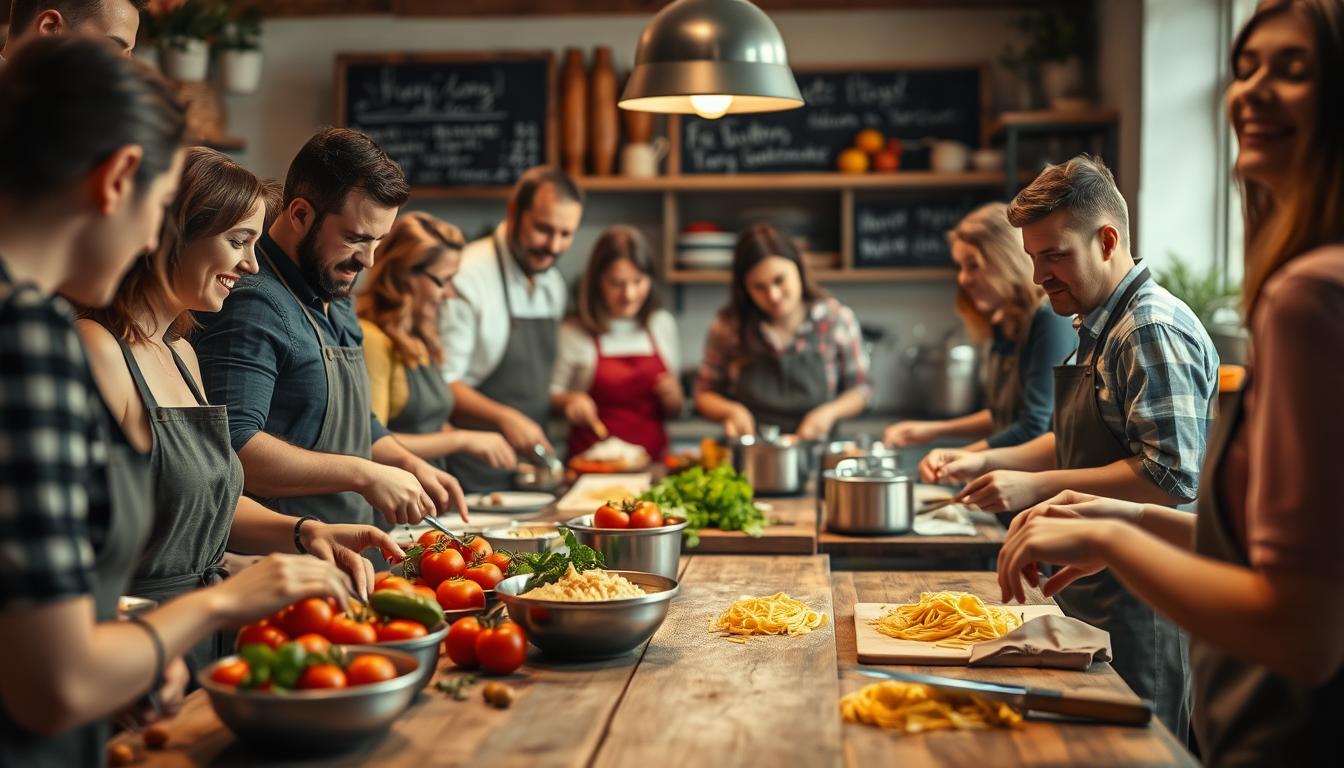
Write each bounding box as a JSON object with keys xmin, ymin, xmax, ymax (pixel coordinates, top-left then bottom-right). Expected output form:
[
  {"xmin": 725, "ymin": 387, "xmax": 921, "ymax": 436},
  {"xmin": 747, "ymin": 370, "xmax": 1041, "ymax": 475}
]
[{"xmin": 676, "ymin": 230, "xmax": 736, "ymax": 270}]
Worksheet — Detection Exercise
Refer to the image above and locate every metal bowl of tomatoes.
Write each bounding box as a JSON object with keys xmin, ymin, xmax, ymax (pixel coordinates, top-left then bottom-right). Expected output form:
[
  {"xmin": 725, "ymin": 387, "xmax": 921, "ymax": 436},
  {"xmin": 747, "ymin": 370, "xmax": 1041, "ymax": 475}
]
[
  {"xmin": 198, "ymin": 645, "xmax": 421, "ymax": 751},
  {"xmin": 565, "ymin": 506, "xmax": 687, "ymax": 580},
  {"xmin": 372, "ymin": 620, "xmax": 447, "ymax": 691},
  {"xmin": 494, "ymin": 570, "xmax": 679, "ymax": 659}
]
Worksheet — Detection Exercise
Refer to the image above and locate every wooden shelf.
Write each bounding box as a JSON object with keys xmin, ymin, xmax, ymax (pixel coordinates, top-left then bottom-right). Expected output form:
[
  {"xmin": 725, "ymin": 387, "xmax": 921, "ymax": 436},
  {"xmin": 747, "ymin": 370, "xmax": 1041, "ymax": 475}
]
[
  {"xmin": 578, "ymin": 171, "xmax": 1009, "ymax": 193},
  {"xmin": 991, "ymin": 108, "xmax": 1119, "ymax": 135},
  {"xmin": 666, "ymin": 267, "xmax": 954, "ymax": 284}
]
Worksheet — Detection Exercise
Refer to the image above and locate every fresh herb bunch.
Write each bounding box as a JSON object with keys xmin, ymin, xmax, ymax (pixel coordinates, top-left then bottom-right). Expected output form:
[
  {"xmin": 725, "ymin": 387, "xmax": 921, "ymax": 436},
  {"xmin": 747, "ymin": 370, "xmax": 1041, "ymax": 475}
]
[
  {"xmin": 638, "ymin": 464, "xmax": 767, "ymax": 547},
  {"xmin": 506, "ymin": 528, "xmax": 605, "ymax": 587}
]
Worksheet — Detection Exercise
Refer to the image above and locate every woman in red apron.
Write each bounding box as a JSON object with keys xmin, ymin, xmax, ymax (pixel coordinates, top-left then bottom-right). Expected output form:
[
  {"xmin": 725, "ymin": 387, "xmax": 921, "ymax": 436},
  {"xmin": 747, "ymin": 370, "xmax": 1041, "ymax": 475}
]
[
  {"xmin": 553, "ymin": 226, "xmax": 681, "ymax": 461},
  {"xmin": 996, "ymin": 3, "xmax": 1344, "ymax": 763}
]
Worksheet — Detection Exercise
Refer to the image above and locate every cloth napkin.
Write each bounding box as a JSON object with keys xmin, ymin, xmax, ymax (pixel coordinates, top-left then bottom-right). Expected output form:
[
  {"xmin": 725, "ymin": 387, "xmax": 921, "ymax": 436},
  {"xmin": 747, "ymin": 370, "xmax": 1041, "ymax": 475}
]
[
  {"xmin": 912, "ymin": 504, "xmax": 978, "ymax": 536},
  {"xmin": 968, "ymin": 614, "xmax": 1113, "ymax": 670}
]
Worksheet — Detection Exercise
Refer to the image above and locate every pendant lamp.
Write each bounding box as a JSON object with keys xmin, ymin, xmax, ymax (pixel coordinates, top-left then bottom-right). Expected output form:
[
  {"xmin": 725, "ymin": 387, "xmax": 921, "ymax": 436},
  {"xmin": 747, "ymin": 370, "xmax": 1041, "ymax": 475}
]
[{"xmin": 619, "ymin": 0, "xmax": 803, "ymax": 120}]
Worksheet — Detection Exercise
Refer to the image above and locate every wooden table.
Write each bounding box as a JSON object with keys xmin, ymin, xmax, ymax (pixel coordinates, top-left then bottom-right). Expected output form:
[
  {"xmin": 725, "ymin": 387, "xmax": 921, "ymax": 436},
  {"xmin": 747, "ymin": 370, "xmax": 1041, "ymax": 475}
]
[
  {"xmin": 113, "ymin": 561, "xmax": 1194, "ymax": 767},
  {"xmin": 818, "ymin": 520, "xmax": 1006, "ymax": 564},
  {"xmin": 832, "ymin": 571, "xmax": 1197, "ymax": 767}
]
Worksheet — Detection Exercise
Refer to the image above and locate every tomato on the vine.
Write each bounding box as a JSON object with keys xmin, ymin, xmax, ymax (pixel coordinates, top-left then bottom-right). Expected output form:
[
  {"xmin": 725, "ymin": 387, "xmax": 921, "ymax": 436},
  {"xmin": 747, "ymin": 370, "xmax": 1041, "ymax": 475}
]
[
  {"xmin": 377, "ymin": 619, "xmax": 428, "ymax": 642},
  {"xmin": 465, "ymin": 535, "xmax": 493, "ymax": 560},
  {"xmin": 436, "ymin": 577, "xmax": 485, "ymax": 611},
  {"xmin": 629, "ymin": 501, "xmax": 664, "ymax": 529},
  {"xmin": 420, "ymin": 548, "xmax": 466, "ymax": 587},
  {"xmin": 594, "ymin": 502, "xmax": 630, "ymax": 528},
  {"xmin": 418, "ymin": 530, "xmax": 449, "ymax": 548},
  {"xmin": 375, "ymin": 575, "xmax": 415, "ymax": 595},
  {"xmin": 485, "ymin": 551, "xmax": 512, "ymax": 572},
  {"xmin": 283, "ymin": 597, "xmax": 333, "ymax": 637},
  {"xmin": 237, "ymin": 623, "xmax": 288, "ymax": 650},
  {"xmin": 327, "ymin": 615, "xmax": 377, "ymax": 645},
  {"xmin": 346, "ymin": 654, "xmax": 398, "ymax": 686},
  {"xmin": 464, "ymin": 562, "xmax": 503, "ymax": 590},
  {"xmin": 476, "ymin": 621, "xmax": 526, "ymax": 675},
  {"xmin": 445, "ymin": 616, "xmax": 481, "ymax": 668}
]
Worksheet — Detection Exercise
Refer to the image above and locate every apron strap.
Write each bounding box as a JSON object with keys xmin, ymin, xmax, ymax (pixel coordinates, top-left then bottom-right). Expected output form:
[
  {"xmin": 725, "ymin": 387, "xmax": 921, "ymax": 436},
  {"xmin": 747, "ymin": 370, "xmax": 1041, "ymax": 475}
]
[
  {"xmin": 492, "ymin": 229, "xmax": 516, "ymax": 322},
  {"xmin": 116, "ymin": 337, "xmax": 162, "ymax": 411},
  {"xmin": 164, "ymin": 341, "xmax": 208, "ymax": 406},
  {"xmin": 1079, "ymin": 268, "xmax": 1153, "ymax": 367}
]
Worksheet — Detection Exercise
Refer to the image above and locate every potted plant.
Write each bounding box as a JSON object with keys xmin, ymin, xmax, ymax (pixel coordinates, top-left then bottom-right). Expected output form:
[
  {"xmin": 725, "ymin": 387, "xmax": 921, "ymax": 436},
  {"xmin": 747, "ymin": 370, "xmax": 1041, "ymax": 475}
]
[
  {"xmin": 1155, "ymin": 253, "xmax": 1247, "ymax": 364},
  {"xmin": 999, "ymin": 2, "xmax": 1092, "ymax": 110},
  {"xmin": 157, "ymin": 0, "xmax": 226, "ymax": 83},
  {"xmin": 216, "ymin": 4, "xmax": 263, "ymax": 93}
]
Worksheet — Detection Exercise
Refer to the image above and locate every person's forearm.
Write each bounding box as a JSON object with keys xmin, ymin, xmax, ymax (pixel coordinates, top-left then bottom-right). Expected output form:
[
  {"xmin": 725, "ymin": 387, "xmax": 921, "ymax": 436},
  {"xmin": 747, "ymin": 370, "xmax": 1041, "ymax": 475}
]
[
  {"xmin": 371, "ymin": 433, "xmax": 422, "ymax": 472},
  {"xmin": 982, "ymin": 433, "xmax": 1056, "ymax": 472},
  {"xmin": 823, "ymin": 387, "xmax": 868, "ymax": 422},
  {"xmin": 391, "ymin": 429, "xmax": 473, "ymax": 461},
  {"xmin": 550, "ymin": 391, "xmax": 581, "ymax": 416},
  {"xmin": 1098, "ymin": 521, "xmax": 1344, "ymax": 683},
  {"xmin": 1135, "ymin": 503, "xmax": 1198, "ymax": 549},
  {"xmin": 226, "ymin": 495, "xmax": 305, "ymax": 555},
  {"xmin": 937, "ymin": 409, "xmax": 995, "ymax": 440},
  {"xmin": 1034, "ymin": 457, "xmax": 1183, "ymax": 507},
  {"xmin": 450, "ymin": 381, "xmax": 515, "ymax": 428},
  {"xmin": 238, "ymin": 432, "xmax": 373, "ymax": 499},
  {"xmin": 695, "ymin": 390, "xmax": 739, "ymax": 422}
]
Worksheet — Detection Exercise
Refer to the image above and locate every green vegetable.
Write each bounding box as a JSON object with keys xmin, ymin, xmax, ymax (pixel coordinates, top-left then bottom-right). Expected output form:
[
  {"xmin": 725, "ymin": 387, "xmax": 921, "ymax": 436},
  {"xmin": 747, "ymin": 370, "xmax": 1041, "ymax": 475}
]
[
  {"xmin": 271, "ymin": 642, "xmax": 307, "ymax": 690},
  {"xmin": 238, "ymin": 643, "xmax": 276, "ymax": 689},
  {"xmin": 507, "ymin": 528, "xmax": 605, "ymax": 587},
  {"xmin": 436, "ymin": 674, "xmax": 478, "ymax": 701},
  {"xmin": 370, "ymin": 588, "xmax": 444, "ymax": 626},
  {"xmin": 638, "ymin": 465, "xmax": 767, "ymax": 547}
]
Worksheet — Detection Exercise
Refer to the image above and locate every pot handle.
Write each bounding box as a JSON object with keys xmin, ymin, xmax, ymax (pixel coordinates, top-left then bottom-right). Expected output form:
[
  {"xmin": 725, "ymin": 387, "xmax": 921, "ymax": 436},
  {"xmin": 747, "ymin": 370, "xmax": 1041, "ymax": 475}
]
[{"xmin": 834, "ymin": 455, "xmax": 902, "ymax": 477}]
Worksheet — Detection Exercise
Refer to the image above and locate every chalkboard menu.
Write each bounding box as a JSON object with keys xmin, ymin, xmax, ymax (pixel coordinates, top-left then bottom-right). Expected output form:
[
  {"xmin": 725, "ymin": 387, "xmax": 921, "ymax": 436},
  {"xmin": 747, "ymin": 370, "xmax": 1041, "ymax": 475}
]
[
  {"xmin": 852, "ymin": 193, "xmax": 999, "ymax": 269},
  {"xmin": 680, "ymin": 65, "xmax": 985, "ymax": 175},
  {"xmin": 335, "ymin": 53, "xmax": 555, "ymax": 189}
]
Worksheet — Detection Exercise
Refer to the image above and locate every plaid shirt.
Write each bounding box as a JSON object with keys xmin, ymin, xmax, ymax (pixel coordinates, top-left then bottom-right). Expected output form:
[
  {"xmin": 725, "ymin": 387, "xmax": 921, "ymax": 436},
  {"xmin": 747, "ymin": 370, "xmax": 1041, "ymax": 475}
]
[
  {"xmin": 696, "ymin": 297, "xmax": 871, "ymax": 401},
  {"xmin": 0, "ymin": 264, "xmax": 104, "ymax": 610},
  {"xmin": 1071, "ymin": 263, "xmax": 1219, "ymax": 501}
]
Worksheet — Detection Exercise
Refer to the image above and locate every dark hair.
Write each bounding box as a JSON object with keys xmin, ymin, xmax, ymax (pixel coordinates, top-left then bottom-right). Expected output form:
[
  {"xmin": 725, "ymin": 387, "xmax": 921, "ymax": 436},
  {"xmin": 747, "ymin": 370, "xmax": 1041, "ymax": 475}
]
[
  {"xmin": 728, "ymin": 223, "xmax": 827, "ymax": 351},
  {"xmin": 1006, "ymin": 154, "xmax": 1131, "ymax": 249},
  {"xmin": 1232, "ymin": 0, "xmax": 1344, "ymax": 313},
  {"xmin": 7, "ymin": 0, "xmax": 146, "ymax": 33},
  {"xmin": 0, "ymin": 35, "xmax": 184, "ymax": 200},
  {"xmin": 83, "ymin": 147, "xmax": 272, "ymax": 343},
  {"xmin": 510, "ymin": 165, "xmax": 585, "ymax": 214},
  {"xmin": 575, "ymin": 225, "xmax": 661, "ymax": 335},
  {"xmin": 283, "ymin": 127, "xmax": 410, "ymax": 221}
]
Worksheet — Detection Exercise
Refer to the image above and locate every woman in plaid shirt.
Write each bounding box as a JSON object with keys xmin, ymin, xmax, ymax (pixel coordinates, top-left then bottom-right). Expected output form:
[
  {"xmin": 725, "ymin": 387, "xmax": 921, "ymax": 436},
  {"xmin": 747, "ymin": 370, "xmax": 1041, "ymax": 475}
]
[{"xmin": 695, "ymin": 224, "xmax": 870, "ymax": 440}]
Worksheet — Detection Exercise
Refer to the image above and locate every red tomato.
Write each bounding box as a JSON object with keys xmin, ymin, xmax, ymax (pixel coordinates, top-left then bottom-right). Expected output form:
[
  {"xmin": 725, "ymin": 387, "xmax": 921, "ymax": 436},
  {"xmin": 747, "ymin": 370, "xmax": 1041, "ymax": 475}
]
[
  {"xmin": 418, "ymin": 530, "xmax": 449, "ymax": 548},
  {"xmin": 294, "ymin": 633, "xmax": 332, "ymax": 655},
  {"xmin": 476, "ymin": 622, "xmax": 527, "ymax": 675},
  {"xmin": 436, "ymin": 577, "xmax": 486, "ymax": 611},
  {"xmin": 464, "ymin": 562, "xmax": 503, "ymax": 590},
  {"xmin": 629, "ymin": 501, "xmax": 664, "ymax": 529},
  {"xmin": 210, "ymin": 660, "xmax": 250, "ymax": 687},
  {"xmin": 412, "ymin": 585, "xmax": 438, "ymax": 603},
  {"xmin": 297, "ymin": 663, "xmax": 348, "ymax": 690},
  {"xmin": 375, "ymin": 575, "xmax": 415, "ymax": 595},
  {"xmin": 594, "ymin": 503, "xmax": 630, "ymax": 528},
  {"xmin": 237, "ymin": 623, "xmax": 288, "ymax": 650},
  {"xmin": 377, "ymin": 619, "xmax": 429, "ymax": 642},
  {"xmin": 420, "ymin": 548, "xmax": 466, "ymax": 588},
  {"xmin": 465, "ymin": 535, "xmax": 493, "ymax": 561},
  {"xmin": 485, "ymin": 551, "xmax": 512, "ymax": 572},
  {"xmin": 326, "ymin": 615, "xmax": 378, "ymax": 645},
  {"xmin": 345, "ymin": 654, "xmax": 398, "ymax": 686},
  {"xmin": 283, "ymin": 597, "xmax": 334, "ymax": 637},
  {"xmin": 445, "ymin": 616, "xmax": 481, "ymax": 668}
]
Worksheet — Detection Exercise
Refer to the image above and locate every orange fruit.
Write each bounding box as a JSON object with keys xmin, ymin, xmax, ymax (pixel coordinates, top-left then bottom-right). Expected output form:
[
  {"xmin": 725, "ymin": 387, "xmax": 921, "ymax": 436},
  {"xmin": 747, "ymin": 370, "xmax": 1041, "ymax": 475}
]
[
  {"xmin": 837, "ymin": 147, "xmax": 869, "ymax": 174},
  {"xmin": 855, "ymin": 128, "xmax": 885, "ymax": 154}
]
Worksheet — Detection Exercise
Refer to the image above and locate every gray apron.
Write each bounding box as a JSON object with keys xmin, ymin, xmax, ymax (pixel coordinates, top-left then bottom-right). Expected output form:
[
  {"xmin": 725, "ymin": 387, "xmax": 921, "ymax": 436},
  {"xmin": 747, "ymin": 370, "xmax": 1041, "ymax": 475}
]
[
  {"xmin": 388, "ymin": 359, "xmax": 455, "ymax": 471},
  {"xmin": 255, "ymin": 242, "xmax": 381, "ymax": 539},
  {"xmin": 1050, "ymin": 269, "xmax": 1191, "ymax": 740},
  {"xmin": 731, "ymin": 338, "xmax": 830, "ymax": 436},
  {"xmin": 1191, "ymin": 381, "xmax": 1344, "ymax": 765},
  {"xmin": 984, "ymin": 336, "xmax": 1024, "ymax": 433},
  {"xmin": 444, "ymin": 232, "xmax": 557, "ymax": 492},
  {"xmin": 120, "ymin": 338, "xmax": 242, "ymax": 676},
  {"xmin": 0, "ymin": 396, "xmax": 154, "ymax": 767}
]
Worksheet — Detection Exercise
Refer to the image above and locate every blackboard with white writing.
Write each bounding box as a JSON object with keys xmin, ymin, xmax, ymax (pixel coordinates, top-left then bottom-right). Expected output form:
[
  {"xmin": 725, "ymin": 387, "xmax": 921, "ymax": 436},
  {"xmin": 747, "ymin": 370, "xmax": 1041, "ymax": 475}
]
[
  {"xmin": 679, "ymin": 65, "xmax": 985, "ymax": 175},
  {"xmin": 336, "ymin": 53, "xmax": 554, "ymax": 189},
  {"xmin": 853, "ymin": 193, "xmax": 999, "ymax": 269}
]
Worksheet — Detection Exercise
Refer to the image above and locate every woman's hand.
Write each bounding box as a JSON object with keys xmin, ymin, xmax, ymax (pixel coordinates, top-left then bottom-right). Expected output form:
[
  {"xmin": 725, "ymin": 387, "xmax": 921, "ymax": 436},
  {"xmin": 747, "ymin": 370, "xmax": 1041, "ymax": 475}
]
[
  {"xmin": 957, "ymin": 470, "xmax": 1051, "ymax": 514},
  {"xmin": 462, "ymin": 430, "xmax": 517, "ymax": 470},
  {"xmin": 883, "ymin": 420, "xmax": 943, "ymax": 447},
  {"xmin": 301, "ymin": 523, "xmax": 406, "ymax": 598},
  {"xmin": 721, "ymin": 404, "xmax": 756, "ymax": 440},
  {"xmin": 918, "ymin": 448, "xmax": 988, "ymax": 484},
  {"xmin": 207, "ymin": 553, "xmax": 355, "ymax": 626},
  {"xmin": 998, "ymin": 514, "xmax": 1119, "ymax": 603},
  {"xmin": 1010, "ymin": 491, "xmax": 1143, "ymax": 536},
  {"xmin": 563, "ymin": 393, "xmax": 602, "ymax": 431},
  {"xmin": 797, "ymin": 404, "xmax": 838, "ymax": 441}
]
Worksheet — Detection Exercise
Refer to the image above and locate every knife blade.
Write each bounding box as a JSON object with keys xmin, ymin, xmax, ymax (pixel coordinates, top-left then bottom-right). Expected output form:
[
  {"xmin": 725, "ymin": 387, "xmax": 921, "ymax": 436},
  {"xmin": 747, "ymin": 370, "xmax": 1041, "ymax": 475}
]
[{"xmin": 846, "ymin": 666, "xmax": 1152, "ymax": 726}]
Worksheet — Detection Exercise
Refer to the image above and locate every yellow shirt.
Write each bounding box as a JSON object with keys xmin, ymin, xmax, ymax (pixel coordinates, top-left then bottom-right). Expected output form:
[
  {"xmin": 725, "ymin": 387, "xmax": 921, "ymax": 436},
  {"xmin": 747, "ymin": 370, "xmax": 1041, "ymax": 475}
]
[{"xmin": 360, "ymin": 320, "xmax": 411, "ymax": 425}]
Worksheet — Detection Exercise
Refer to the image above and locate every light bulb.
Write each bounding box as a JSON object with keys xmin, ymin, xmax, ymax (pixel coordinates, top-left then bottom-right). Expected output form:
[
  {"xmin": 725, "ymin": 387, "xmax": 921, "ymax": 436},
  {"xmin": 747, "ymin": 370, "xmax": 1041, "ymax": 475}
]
[{"xmin": 689, "ymin": 94, "xmax": 734, "ymax": 119}]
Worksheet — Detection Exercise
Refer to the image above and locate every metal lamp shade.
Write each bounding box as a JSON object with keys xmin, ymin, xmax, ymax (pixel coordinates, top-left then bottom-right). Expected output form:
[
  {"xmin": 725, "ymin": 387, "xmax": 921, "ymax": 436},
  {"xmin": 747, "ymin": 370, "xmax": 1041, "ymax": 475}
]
[{"xmin": 619, "ymin": 0, "xmax": 803, "ymax": 116}]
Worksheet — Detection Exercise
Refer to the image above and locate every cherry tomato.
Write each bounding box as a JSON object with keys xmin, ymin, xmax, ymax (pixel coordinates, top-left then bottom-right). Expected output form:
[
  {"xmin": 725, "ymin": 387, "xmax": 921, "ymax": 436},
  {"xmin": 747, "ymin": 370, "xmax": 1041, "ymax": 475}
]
[
  {"xmin": 476, "ymin": 621, "xmax": 527, "ymax": 675},
  {"xmin": 375, "ymin": 575, "xmax": 416, "ymax": 595},
  {"xmin": 436, "ymin": 577, "xmax": 486, "ymax": 611},
  {"xmin": 210, "ymin": 659, "xmax": 250, "ymax": 687},
  {"xmin": 465, "ymin": 535, "xmax": 493, "ymax": 561},
  {"xmin": 294, "ymin": 633, "xmax": 332, "ymax": 655},
  {"xmin": 445, "ymin": 616, "xmax": 481, "ymax": 668},
  {"xmin": 326, "ymin": 615, "xmax": 378, "ymax": 645},
  {"xmin": 594, "ymin": 503, "xmax": 630, "ymax": 529},
  {"xmin": 418, "ymin": 530, "xmax": 450, "ymax": 548},
  {"xmin": 237, "ymin": 623, "xmax": 288, "ymax": 650},
  {"xmin": 420, "ymin": 548, "xmax": 466, "ymax": 588},
  {"xmin": 485, "ymin": 551, "xmax": 512, "ymax": 572},
  {"xmin": 283, "ymin": 597, "xmax": 334, "ymax": 637},
  {"xmin": 629, "ymin": 501, "xmax": 664, "ymax": 529},
  {"xmin": 345, "ymin": 654, "xmax": 398, "ymax": 686},
  {"xmin": 297, "ymin": 663, "xmax": 348, "ymax": 690},
  {"xmin": 377, "ymin": 619, "xmax": 429, "ymax": 642},
  {"xmin": 464, "ymin": 562, "xmax": 503, "ymax": 590}
]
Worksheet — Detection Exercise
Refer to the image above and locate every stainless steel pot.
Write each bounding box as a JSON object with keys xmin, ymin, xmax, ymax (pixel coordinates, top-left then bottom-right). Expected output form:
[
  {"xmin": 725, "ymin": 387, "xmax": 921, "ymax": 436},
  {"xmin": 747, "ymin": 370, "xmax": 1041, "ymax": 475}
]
[
  {"xmin": 905, "ymin": 342, "xmax": 981, "ymax": 417},
  {"xmin": 565, "ymin": 515, "xmax": 687, "ymax": 580},
  {"xmin": 731, "ymin": 434, "xmax": 808, "ymax": 496},
  {"xmin": 823, "ymin": 456, "xmax": 913, "ymax": 534},
  {"xmin": 819, "ymin": 439, "xmax": 899, "ymax": 474}
]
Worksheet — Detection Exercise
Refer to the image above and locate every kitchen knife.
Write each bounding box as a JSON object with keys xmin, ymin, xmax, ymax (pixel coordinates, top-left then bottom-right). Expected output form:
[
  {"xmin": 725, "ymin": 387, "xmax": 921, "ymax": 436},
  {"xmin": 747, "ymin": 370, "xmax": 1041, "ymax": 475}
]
[{"xmin": 846, "ymin": 666, "xmax": 1152, "ymax": 726}]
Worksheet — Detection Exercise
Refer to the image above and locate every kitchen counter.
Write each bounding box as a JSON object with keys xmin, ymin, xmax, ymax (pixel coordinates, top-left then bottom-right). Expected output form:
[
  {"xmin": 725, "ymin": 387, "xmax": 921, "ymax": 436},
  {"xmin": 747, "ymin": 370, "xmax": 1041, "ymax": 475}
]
[{"xmin": 115, "ymin": 558, "xmax": 1194, "ymax": 767}]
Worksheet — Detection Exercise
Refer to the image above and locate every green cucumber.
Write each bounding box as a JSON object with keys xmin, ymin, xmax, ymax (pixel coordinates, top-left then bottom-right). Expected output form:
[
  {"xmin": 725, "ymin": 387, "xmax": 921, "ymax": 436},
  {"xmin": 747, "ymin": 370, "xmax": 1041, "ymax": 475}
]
[{"xmin": 370, "ymin": 589, "xmax": 443, "ymax": 628}]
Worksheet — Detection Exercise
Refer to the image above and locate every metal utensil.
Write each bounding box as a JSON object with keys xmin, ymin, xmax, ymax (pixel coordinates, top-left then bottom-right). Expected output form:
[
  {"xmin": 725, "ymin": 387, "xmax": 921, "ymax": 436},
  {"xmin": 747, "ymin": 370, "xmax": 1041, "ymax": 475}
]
[
  {"xmin": 917, "ymin": 496, "xmax": 959, "ymax": 514},
  {"xmin": 420, "ymin": 514, "xmax": 457, "ymax": 540},
  {"xmin": 848, "ymin": 667, "xmax": 1152, "ymax": 726},
  {"xmin": 528, "ymin": 442, "xmax": 564, "ymax": 471}
]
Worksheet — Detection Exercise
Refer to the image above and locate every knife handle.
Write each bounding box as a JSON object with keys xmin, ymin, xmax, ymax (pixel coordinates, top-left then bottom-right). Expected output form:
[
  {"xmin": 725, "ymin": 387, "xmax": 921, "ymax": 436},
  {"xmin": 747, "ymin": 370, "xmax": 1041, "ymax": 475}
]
[{"xmin": 1025, "ymin": 688, "xmax": 1152, "ymax": 726}]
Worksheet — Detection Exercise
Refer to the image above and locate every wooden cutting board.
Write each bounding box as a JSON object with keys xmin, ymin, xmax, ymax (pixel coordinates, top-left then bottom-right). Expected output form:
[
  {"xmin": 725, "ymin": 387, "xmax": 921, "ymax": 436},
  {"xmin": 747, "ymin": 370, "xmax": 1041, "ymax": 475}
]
[
  {"xmin": 854, "ymin": 601, "xmax": 1064, "ymax": 665},
  {"xmin": 554, "ymin": 472, "xmax": 652, "ymax": 517}
]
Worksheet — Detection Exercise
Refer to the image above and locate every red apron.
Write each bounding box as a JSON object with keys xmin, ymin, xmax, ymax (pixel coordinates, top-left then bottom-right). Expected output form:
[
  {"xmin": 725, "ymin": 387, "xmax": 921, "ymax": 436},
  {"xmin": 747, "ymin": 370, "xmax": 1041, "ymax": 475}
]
[{"xmin": 567, "ymin": 329, "xmax": 669, "ymax": 460}]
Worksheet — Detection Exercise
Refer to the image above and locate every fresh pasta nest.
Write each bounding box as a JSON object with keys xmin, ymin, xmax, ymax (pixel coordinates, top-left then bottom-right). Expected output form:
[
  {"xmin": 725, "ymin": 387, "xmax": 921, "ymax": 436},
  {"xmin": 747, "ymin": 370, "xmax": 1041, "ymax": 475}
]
[
  {"xmin": 870, "ymin": 591, "xmax": 1023, "ymax": 648},
  {"xmin": 840, "ymin": 681, "xmax": 1024, "ymax": 733},
  {"xmin": 711, "ymin": 592, "xmax": 828, "ymax": 643}
]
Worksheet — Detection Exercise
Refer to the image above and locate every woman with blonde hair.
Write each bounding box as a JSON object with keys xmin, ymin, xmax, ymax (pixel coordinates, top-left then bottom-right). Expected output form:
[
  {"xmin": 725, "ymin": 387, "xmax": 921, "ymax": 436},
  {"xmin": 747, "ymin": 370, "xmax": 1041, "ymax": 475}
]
[
  {"xmin": 358, "ymin": 212, "xmax": 514, "ymax": 471},
  {"xmin": 884, "ymin": 202, "xmax": 1074, "ymax": 449}
]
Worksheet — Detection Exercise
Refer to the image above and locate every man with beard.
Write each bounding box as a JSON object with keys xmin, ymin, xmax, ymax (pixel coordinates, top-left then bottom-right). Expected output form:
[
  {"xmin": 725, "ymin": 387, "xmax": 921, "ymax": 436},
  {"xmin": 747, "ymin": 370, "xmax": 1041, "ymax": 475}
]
[
  {"xmin": 195, "ymin": 128, "xmax": 467, "ymax": 556},
  {"xmin": 440, "ymin": 166, "xmax": 584, "ymax": 491}
]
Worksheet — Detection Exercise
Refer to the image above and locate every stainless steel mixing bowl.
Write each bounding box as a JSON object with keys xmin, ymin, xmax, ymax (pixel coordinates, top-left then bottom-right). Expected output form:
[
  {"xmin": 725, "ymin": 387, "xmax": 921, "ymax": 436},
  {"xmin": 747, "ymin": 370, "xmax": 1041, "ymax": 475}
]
[
  {"xmin": 495, "ymin": 570, "xmax": 679, "ymax": 659},
  {"xmin": 564, "ymin": 515, "xmax": 687, "ymax": 579}
]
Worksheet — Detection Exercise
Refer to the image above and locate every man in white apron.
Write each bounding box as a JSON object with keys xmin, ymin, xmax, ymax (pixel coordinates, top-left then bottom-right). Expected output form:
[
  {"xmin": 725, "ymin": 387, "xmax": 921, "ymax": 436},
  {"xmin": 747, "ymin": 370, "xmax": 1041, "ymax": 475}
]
[
  {"xmin": 196, "ymin": 128, "xmax": 467, "ymax": 549},
  {"xmin": 440, "ymin": 167, "xmax": 584, "ymax": 492},
  {"xmin": 924, "ymin": 156, "xmax": 1219, "ymax": 739}
]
